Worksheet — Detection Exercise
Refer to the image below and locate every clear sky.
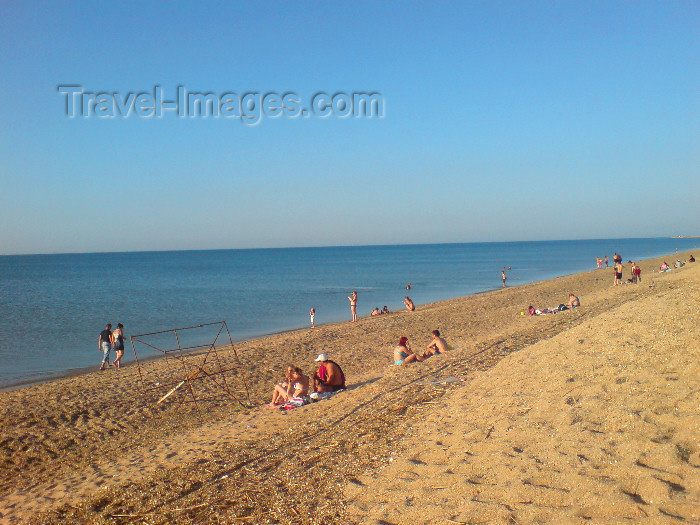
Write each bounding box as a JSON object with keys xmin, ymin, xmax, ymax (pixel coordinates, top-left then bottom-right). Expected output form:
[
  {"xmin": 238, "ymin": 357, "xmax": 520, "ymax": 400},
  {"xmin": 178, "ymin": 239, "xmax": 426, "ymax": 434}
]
[{"xmin": 1, "ymin": 1, "xmax": 698, "ymax": 255}]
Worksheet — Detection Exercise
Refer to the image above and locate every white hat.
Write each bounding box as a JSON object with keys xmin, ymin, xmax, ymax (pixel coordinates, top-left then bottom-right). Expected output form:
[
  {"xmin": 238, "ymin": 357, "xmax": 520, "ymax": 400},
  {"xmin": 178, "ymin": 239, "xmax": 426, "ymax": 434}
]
[{"xmin": 315, "ymin": 353, "xmax": 328, "ymax": 362}]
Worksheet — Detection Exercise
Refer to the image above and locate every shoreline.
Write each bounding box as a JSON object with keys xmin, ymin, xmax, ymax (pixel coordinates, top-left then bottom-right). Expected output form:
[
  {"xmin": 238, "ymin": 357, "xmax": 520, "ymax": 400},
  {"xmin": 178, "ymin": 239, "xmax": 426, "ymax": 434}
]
[{"xmin": 1, "ymin": 248, "xmax": 695, "ymax": 393}]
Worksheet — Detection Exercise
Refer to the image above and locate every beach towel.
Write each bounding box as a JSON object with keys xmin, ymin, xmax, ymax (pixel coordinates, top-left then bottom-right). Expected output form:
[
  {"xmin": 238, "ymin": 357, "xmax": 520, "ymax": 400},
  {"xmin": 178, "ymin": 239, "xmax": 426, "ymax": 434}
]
[
  {"xmin": 280, "ymin": 396, "xmax": 310, "ymax": 410},
  {"xmin": 309, "ymin": 390, "xmax": 341, "ymax": 402}
]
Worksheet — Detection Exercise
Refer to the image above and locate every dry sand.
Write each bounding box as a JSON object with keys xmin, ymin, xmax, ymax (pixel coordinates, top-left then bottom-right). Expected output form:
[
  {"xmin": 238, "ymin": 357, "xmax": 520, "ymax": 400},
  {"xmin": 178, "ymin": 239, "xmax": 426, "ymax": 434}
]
[{"xmin": 0, "ymin": 253, "xmax": 698, "ymax": 524}]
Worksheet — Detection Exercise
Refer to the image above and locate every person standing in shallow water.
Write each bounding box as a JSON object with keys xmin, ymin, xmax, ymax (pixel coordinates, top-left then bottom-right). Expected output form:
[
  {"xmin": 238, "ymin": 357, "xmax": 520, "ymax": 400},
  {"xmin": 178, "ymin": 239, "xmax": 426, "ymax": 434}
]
[
  {"xmin": 98, "ymin": 323, "xmax": 113, "ymax": 370},
  {"xmin": 309, "ymin": 307, "xmax": 315, "ymax": 329},
  {"xmin": 502, "ymin": 268, "xmax": 507, "ymax": 288},
  {"xmin": 348, "ymin": 291, "xmax": 358, "ymax": 322}
]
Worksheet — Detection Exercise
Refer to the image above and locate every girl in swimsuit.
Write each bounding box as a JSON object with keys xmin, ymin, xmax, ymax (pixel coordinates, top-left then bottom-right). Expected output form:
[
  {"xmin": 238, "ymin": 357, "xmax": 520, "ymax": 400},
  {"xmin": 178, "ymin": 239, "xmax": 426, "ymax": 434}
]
[
  {"xmin": 268, "ymin": 366, "xmax": 295, "ymax": 407},
  {"xmin": 393, "ymin": 337, "xmax": 423, "ymax": 365},
  {"xmin": 348, "ymin": 291, "xmax": 358, "ymax": 322},
  {"xmin": 268, "ymin": 367, "xmax": 309, "ymax": 407},
  {"xmin": 290, "ymin": 367, "xmax": 309, "ymax": 398}
]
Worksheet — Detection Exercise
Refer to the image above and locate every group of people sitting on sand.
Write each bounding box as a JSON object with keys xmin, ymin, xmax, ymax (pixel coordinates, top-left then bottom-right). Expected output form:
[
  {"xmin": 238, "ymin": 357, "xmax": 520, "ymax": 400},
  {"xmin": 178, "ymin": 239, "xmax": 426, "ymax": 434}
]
[
  {"xmin": 267, "ymin": 329, "xmax": 451, "ymax": 407},
  {"xmin": 370, "ymin": 306, "xmax": 391, "ymax": 316},
  {"xmin": 528, "ymin": 293, "xmax": 580, "ymax": 316},
  {"xmin": 393, "ymin": 330, "xmax": 449, "ymax": 364},
  {"xmin": 659, "ymin": 256, "xmax": 695, "ymax": 273},
  {"xmin": 267, "ymin": 353, "xmax": 346, "ymax": 408}
]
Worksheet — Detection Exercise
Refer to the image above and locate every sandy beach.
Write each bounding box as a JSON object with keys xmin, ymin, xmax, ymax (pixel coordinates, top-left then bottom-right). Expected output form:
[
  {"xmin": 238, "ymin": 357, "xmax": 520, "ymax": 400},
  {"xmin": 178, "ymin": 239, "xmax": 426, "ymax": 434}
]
[{"xmin": 0, "ymin": 252, "xmax": 698, "ymax": 524}]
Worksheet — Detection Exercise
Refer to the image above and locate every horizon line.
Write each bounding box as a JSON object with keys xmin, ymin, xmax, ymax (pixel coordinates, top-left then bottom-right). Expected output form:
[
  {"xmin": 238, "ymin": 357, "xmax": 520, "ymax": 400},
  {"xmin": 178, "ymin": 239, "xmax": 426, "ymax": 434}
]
[{"xmin": 2, "ymin": 235, "xmax": 698, "ymax": 257}]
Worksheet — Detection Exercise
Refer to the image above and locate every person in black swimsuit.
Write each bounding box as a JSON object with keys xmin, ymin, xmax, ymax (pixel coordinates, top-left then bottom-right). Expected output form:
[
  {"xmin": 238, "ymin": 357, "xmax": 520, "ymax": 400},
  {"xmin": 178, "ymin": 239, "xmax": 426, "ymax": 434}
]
[{"xmin": 614, "ymin": 261, "xmax": 623, "ymax": 286}]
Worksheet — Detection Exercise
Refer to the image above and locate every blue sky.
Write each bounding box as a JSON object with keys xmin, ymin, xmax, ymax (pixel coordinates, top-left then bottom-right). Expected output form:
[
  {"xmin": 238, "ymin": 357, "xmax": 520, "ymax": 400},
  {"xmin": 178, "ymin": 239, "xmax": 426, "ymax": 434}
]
[{"xmin": 1, "ymin": 1, "xmax": 698, "ymax": 255}]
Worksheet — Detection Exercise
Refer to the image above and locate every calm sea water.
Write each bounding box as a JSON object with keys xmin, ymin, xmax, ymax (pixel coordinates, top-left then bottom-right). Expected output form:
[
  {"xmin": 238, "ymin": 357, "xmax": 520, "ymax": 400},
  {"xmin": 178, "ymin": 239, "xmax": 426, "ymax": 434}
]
[{"xmin": 1, "ymin": 238, "xmax": 697, "ymax": 389}]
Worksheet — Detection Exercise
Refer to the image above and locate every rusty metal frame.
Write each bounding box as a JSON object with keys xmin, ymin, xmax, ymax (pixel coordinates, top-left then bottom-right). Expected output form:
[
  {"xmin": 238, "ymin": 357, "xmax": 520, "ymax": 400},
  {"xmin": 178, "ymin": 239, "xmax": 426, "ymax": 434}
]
[{"xmin": 129, "ymin": 321, "xmax": 251, "ymax": 411}]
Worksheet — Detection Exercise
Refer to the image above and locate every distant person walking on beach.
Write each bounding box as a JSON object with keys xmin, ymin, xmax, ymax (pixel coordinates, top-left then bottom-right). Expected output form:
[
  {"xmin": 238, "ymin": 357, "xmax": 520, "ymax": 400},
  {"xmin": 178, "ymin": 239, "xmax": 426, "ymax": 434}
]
[
  {"xmin": 614, "ymin": 260, "xmax": 623, "ymax": 286},
  {"xmin": 502, "ymin": 268, "xmax": 507, "ymax": 288},
  {"xmin": 310, "ymin": 307, "xmax": 315, "ymax": 329},
  {"xmin": 98, "ymin": 323, "xmax": 113, "ymax": 370},
  {"xmin": 404, "ymin": 296, "xmax": 415, "ymax": 312},
  {"xmin": 348, "ymin": 291, "xmax": 358, "ymax": 322},
  {"xmin": 604, "ymin": 255, "xmax": 609, "ymax": 267},
  {"xmin": 112, "ymin": 323, "xmax": 125, "ymax": 369}
]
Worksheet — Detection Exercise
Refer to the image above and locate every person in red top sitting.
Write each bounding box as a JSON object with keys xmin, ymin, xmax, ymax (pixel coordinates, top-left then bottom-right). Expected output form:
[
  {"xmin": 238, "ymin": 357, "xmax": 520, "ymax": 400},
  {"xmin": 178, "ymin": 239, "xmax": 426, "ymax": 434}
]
[{"xmin": 312, "ymin": 353, "xmax": 346, "ymax": 393}]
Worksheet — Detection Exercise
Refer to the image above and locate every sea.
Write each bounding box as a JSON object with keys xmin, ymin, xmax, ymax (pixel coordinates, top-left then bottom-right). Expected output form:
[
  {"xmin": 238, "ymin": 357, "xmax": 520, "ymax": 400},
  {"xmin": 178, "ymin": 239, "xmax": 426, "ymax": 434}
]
[{"xmin": 1, "ymin": 238, "xmax": 697, "ymax": 390}]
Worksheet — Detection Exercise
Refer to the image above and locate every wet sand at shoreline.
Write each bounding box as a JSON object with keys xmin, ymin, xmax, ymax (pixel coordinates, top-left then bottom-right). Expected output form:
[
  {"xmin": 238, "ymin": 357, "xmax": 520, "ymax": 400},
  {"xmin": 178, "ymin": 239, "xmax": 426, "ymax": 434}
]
[{"xmin": 0, "ymin": 252, "xmax": 697, "ymax": 524}]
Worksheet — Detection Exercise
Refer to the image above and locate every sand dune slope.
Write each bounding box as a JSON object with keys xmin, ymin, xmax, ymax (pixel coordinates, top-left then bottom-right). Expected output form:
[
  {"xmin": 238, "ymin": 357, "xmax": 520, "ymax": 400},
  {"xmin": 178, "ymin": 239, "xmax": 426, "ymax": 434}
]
[{"xmin": 348, "ymin": 265, "xmax": 700, "ymax": 524}]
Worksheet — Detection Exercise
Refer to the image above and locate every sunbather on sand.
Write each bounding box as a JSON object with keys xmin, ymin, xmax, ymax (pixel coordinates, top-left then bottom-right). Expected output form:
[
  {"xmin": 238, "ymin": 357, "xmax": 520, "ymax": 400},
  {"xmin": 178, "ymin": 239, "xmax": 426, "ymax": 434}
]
[
  {"xmin": 268, "ymin": 366, "xmax": 309, "ymax": 407},
  {"xmin": 568, "ymin": 293, "xmax": 580, "ymax": 308},
  {"xmin": 312, "ymin": 353, "xmax": 346, "ymax": 393},
  {"xmin": 404, "ymin": 296, "xmax": 415, "ymax": 312},
  {"xmin": 394, "ymin": 336, "xmax": 423, "ymax": 364},
  {"xmin": 424, "ymin": 329, "xmax": 448, "ymax": 357}
]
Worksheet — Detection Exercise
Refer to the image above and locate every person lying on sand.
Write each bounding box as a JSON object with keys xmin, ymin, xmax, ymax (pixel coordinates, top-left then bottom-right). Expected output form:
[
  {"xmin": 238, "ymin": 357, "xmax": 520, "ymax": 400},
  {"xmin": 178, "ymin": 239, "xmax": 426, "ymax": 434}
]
[
  {"xmin": 424, "ymin": 329, "xmax": 448, "ymax": 357},
  {"xmin": 567, "ymin": 293, "xmax": 580, "ymax": 308},
  {"xmin": 268, "ymin": 366, "xmax": 310, "ymax": 407},
  {"xmin": 312, "ymin": 353, "xmax": 346, "ymax": 393},
  {"xmin": 529, "ymin": 304, "xmax": 569, "ymax": 315},
  {"xmin": 404, "ymin": 296, "xmax": 415, "ymax": 312},
  {"xmin": 394, "ymin": 336, "xmax": 423, "ymax": 364},
  {"xmin": 371, "ymin": 307, "xmax": 380, "ymax": 316}
]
